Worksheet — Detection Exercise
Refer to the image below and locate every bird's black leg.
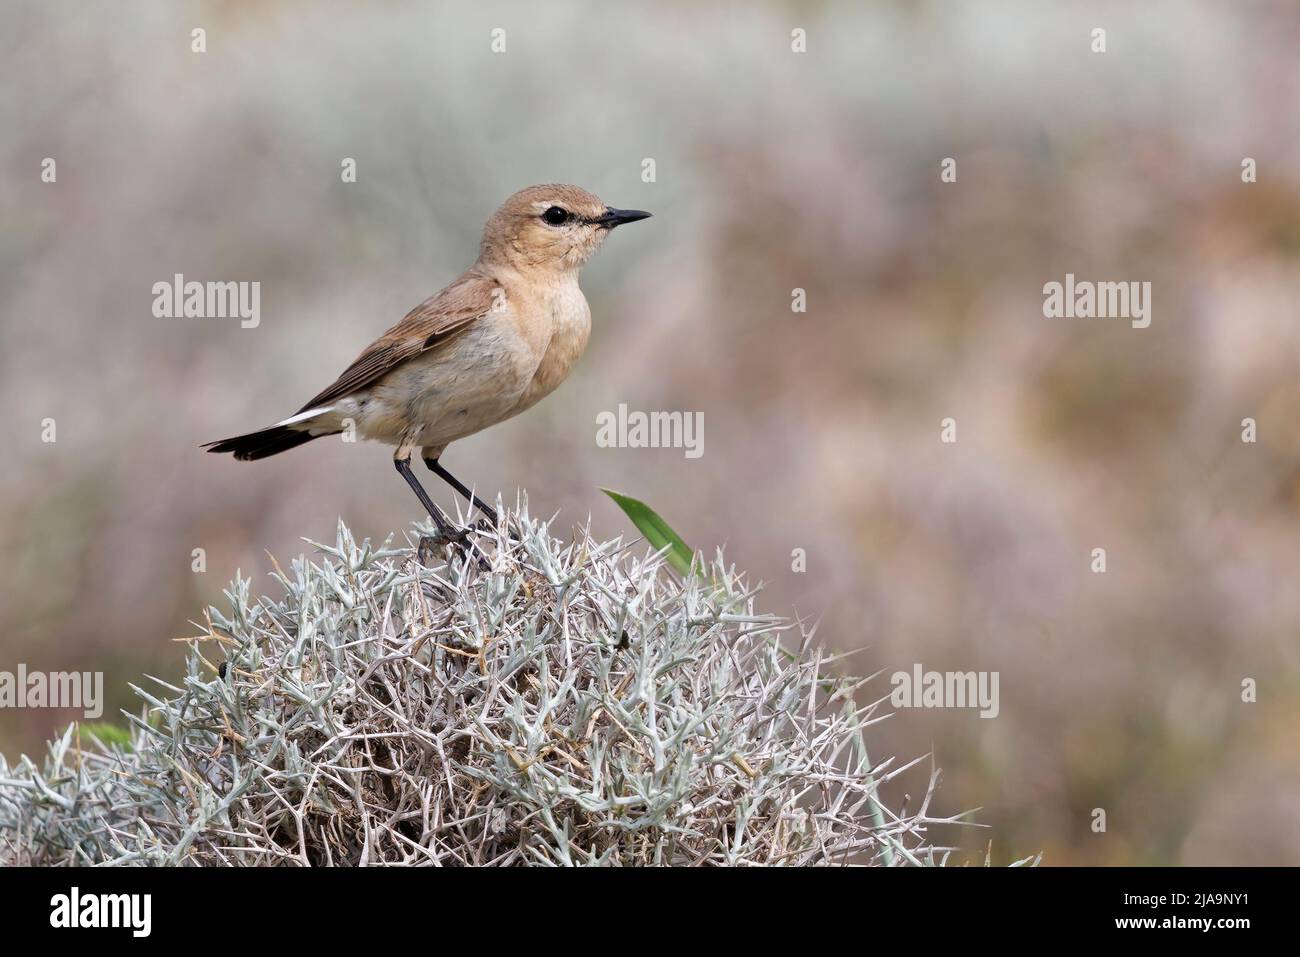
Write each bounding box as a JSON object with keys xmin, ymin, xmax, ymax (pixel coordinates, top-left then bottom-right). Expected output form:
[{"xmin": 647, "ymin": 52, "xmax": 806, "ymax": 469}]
[
  {"xmin": 424, "ymin": 457, "xmax": 500, "ymax": 526},
  {"xmin": 394, "ymin": 456, "xmax": 468, "ymax": 546}
]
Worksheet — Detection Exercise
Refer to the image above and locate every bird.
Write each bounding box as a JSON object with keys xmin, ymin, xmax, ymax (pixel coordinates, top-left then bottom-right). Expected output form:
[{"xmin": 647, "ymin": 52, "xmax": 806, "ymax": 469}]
[{"xmin": 204, "ymin": 184, "xmax": 651, "ymax": 544}]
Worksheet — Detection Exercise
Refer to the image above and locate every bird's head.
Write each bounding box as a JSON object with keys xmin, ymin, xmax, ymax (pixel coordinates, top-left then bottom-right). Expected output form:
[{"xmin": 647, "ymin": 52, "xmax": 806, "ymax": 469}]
[{"xmin": 478, "ymin": 184, "xmax": 651, "ymax": 273}]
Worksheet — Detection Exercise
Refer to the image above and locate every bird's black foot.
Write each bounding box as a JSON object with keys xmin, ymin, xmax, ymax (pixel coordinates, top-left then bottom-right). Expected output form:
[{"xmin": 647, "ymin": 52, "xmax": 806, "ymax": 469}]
[
  {"xmin": 424, "ymin": 458, "xmax": 500, "ymax": 527},
  {"xmin": 396, "ymin": 455, "xmax": 487, "ymax": 569}
]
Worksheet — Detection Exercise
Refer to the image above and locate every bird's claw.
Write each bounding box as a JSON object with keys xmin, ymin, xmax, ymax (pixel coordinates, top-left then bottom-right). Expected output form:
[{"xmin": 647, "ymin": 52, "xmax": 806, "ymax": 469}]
[
  {"xmin": 417, "ymin": 529, "xmax": 465, "ymax": 561},
  {"xmin": 418, "ymin": 528, "xmax": 490, "ymax": 571}
]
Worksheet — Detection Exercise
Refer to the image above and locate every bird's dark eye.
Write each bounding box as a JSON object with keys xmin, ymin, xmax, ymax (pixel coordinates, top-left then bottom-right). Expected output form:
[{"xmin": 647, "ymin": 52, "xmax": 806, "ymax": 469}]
[{"xmin": 542, "ymin": 206, "xmax": 569, "ymax": 226}]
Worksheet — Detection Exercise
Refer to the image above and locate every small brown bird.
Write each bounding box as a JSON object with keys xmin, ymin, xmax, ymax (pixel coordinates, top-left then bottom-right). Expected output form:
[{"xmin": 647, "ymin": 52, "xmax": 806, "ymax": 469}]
[{"xmin": 204, "ymin": 184, "xmax": 650, "ymax": 541}]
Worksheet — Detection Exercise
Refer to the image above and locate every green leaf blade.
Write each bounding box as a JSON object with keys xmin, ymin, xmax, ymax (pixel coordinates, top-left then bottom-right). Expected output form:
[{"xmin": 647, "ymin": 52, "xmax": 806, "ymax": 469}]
[{"xmin": 601, "ymin": 489, "xmax": 697, "ymax": 577}]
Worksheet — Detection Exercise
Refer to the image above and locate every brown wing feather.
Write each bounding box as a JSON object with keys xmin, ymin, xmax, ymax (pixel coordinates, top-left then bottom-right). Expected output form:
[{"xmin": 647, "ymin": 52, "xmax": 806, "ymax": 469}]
[{"xmin": 297, "ymin": 270, "xmax": 497, "ymax": 413}]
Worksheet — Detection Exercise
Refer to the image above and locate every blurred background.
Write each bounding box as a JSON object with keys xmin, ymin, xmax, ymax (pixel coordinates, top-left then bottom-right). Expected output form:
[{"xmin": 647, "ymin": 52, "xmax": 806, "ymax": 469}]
[{"xmin": 3, "ymin": 0, "xmax": 1300, "ymax": 865}]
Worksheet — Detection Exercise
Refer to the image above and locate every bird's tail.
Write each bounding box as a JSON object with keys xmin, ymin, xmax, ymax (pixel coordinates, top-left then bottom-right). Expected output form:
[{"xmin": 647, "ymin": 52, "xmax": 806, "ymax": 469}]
[{"xmin": 203, "ymin": 424, "xmax": 336, "ymax": 461}]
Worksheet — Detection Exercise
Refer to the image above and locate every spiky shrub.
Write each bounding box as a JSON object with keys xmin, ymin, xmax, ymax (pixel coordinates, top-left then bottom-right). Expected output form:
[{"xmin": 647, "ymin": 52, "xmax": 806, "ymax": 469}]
[{"xmin": 0, "ymin": 507, "xmax": 969, "ymax": 866}]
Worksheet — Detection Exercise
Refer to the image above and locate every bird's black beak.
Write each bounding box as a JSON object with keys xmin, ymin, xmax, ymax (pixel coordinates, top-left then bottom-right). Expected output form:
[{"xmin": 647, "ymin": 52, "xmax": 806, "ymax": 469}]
[{"xmin": 593, "ymin": 207, "xmax": 653, "ymax": 228}]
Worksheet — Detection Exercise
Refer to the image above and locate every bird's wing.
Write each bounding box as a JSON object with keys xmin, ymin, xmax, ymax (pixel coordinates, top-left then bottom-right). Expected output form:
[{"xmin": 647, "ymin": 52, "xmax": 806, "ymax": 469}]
[{"xmin": 297, "ymin": 271, "xmax": 498, "ymax": 413}]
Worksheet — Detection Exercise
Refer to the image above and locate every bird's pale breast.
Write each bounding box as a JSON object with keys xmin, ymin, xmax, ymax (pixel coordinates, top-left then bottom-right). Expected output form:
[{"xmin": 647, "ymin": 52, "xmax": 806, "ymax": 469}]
[
  {"xmin": 344, "ymin": 275, "xmax": 590, "ymax": 449},
  {"xmin": 510, "ymin": 275, "xmax": 591, "ymax": 415}
]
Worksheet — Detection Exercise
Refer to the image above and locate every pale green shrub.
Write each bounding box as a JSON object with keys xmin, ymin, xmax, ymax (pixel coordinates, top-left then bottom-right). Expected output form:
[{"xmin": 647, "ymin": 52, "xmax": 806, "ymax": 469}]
[{"xmin": 0, "ymin": 507, "xmax": 977, "ymax": 866}]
